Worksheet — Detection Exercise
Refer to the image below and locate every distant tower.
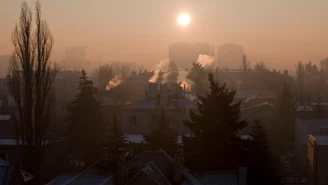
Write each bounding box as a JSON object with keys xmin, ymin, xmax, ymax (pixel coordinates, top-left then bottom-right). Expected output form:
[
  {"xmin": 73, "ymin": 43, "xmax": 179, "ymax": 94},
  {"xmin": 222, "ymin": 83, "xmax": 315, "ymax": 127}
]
[
  {"xmin": 169, "ymin": 42, "xmax": 213, "ymax": 69},
  {"xmin": 216, "ymin": 43, "xmax": 244, "ymax": 69}
]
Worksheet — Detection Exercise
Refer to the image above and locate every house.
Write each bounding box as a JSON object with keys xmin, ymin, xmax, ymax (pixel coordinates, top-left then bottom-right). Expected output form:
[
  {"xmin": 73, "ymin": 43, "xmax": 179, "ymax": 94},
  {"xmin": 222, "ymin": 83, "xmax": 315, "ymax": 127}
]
[
  {"xmin": 306, "ymin": 135, "xmax": 328, "ymax": 185},
  {"xmin": 295, "ymin": 119, "xmax": 328, "ymax": 166},
  {"xmin": 235, "ymin": 89, "xmax": 277, "ymax": 107},
  {"xmin": 48, "ymin": 147, "xmax": 243, "ymax": 185},
  {"xmin": 121, "ymin": 82, "xmax": 197, "ymax": 135},
  {"xmin": 0, "ymin": 158, "xmax": 34, "ymax": 185},
  {"xmin": 240, "ymin": 101, "xmax": 276, "ymax": 133}
]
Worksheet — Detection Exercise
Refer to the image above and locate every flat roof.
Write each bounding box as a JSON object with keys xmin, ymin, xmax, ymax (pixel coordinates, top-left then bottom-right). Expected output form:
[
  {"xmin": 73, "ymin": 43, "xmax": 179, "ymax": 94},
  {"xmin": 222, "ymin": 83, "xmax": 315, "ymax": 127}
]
[{"xmin": 309, "ymin": 135, "xmax": 328, "ymax": 145}]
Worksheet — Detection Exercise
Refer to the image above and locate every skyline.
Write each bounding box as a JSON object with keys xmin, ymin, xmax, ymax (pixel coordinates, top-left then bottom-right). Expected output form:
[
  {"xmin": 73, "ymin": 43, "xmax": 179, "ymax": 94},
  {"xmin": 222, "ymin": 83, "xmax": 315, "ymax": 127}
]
[{"xmin": 2, "ymin": 0, "xmax": 328, "ymax": 69}]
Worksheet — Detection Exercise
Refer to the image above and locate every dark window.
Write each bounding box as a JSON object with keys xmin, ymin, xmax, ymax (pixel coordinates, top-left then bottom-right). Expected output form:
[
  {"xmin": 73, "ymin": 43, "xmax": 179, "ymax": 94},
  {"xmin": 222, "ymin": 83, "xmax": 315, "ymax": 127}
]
[{"xmin": 130, "ymin": 116, "xmax": 136, "ymax": 126}]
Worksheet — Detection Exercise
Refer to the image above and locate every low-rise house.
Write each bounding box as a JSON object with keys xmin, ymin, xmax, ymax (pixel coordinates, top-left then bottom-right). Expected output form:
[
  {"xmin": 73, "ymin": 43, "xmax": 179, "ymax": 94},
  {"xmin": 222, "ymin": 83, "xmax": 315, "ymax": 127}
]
[
  {"xmin": 295, "ymin": 119, "xmax": 328, "ymax": 166},
  {"xmin": 235, "ymin": 89, "xmax": 277, "ymax": 108},
  {"xmin": 121, "ymin": 83, "xmax": 197, "ymax": 135},
  {"xmin": 240, "ymin": 101, "xmax": 276, "ymax": 134},
  {"xmin": 307, "ymin": 135, "xmax": 328, "ymax": 185}
]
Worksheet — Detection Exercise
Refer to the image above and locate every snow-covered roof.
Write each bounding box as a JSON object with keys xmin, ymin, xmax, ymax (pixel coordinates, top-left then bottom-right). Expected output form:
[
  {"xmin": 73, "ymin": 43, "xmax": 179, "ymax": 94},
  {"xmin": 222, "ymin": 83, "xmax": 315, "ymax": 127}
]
[
  {"xmin": 0, "ymin": 115, "xmax": 11, "ymax": 121},
  {"xmin": 295, "ymin": 119, "xmax": 328, "ymax": 146},
  {"xmin": 294, "ymin": 105, "xmax": 314, "ymax": 112},
  {"xmin": 241, "ymin": 102, "xmax": 276, "ymax": 112},
  {"xmin": 235, "ymin": 89, "xmax": 276, "ymax": 99},
  {"xmin": 0, "ymin": 137, "xmax": 66, "ymax": 146},
  {"xmin": 124, "ymin": 134, "xmax": 145, "ymax": 144},
  {"xmin": 0, "ymin": 158, "xmax": 34, "ymax": 182},
  {"xmin": 309, "ymin": 135, "xmax": 328, "ymax": 146},
  {"xmin": 123, "ymin": 134, "xmax": 184, "ymax": 144}
]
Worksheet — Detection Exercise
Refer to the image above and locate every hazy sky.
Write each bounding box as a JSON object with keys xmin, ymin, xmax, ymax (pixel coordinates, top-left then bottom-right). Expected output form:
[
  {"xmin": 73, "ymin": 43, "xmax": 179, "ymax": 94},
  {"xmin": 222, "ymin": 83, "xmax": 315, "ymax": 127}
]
[{"xmin": 2, "ymin": 0, "xmax": 328, "ymax": 69}]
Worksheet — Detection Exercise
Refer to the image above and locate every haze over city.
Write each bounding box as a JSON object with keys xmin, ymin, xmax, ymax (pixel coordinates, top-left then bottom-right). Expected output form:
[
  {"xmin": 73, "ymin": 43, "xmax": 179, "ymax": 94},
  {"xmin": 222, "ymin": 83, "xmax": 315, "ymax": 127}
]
[
  {"xmin": 2, "ymin": 0, "xmax": 328, "ymax": 69},
  {"xmin": 2, "ymin": 1, "xmax": 328, "ymax": 185}
]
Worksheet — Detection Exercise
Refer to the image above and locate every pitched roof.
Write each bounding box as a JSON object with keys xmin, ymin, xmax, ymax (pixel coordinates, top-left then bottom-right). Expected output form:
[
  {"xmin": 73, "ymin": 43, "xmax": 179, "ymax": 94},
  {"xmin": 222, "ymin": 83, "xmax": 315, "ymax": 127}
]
[
  {"xmin": 61, "ymin": 149, "xmax": 204, "ymax": 185},
  {"xmin": 46, "ymin": 173, "xmax": 78, "ymax": 185},
  {"xmin": 0, "ymin": 158, "xmax": 34, "ymax": 183}
]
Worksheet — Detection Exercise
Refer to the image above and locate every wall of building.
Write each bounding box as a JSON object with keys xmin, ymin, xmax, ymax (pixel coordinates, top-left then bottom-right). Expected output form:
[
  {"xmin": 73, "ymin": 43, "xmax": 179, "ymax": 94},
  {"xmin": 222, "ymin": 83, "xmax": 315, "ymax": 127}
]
[{"xmin": 121, "ymin": 108, "xmax": 192, "ymax": 135}]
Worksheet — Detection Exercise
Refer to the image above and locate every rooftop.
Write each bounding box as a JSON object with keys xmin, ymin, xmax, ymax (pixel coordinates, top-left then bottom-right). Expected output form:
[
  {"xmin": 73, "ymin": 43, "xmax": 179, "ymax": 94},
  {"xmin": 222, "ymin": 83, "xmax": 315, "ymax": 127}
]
[
  {"xmin": 59, "ymin": 149, "xmax": 208, "ymax": 185},
  {"xmin": 0, "ymin": 158, "xmax": 34, "ymax": 182},
  {"xmin": 235, "ymin": 89, "xmax": 276, "ymax": 100},
  {"xmin": 0, "ymin": 115, "xmax": 11, "ymax": 121},
  {"xmin": 309, "ymin": 135, "xmax": 328, "ymax": 145}
]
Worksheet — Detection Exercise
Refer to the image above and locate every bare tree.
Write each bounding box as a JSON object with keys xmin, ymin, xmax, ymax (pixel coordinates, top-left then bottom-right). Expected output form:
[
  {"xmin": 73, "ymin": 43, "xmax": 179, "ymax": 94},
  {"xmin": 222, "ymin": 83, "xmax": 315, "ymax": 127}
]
[{"xmin": 8, "ymin": 1, "xmax": 57, "ymax": 183}]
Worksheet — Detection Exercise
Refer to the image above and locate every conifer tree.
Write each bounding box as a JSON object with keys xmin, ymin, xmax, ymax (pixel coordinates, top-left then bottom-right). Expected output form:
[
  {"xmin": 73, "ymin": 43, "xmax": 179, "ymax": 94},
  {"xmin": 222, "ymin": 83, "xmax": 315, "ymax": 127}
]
[
  {"xmin": 108, "ymin": 114, "xmax": 125, "ymax": 154},
  {"xmin": 273, "ymin": 82, "xmax": 295, "ymax": 151},
  {"xmin": 187, "ymin": 61, "xmax": 208, "ymax": 95},
  {"xmin": 248, "ymin": 120, "xmax": 279, "ymax": 185},
  {"xmin": 67, "ymin": 70, "xmax": 106, "ymax": 163},
  {"xmin": 184, "ymin": 73, "xmax": 248, "ymax": 170},
  {"xmin": 144, "ymin": 109, "xmax": 178, "ymax": 156}
]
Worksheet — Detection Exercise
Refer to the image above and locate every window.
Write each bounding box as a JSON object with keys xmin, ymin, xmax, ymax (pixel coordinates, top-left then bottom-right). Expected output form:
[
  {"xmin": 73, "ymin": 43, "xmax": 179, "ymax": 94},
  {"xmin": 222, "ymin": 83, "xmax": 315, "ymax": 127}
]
[
  {"xmin": 130, "ymin": 116, "xmax": 136, "ymax": 126},
  {"xmin": 152, "ymin": 116, "xmax": 159, "ymax": 128}
]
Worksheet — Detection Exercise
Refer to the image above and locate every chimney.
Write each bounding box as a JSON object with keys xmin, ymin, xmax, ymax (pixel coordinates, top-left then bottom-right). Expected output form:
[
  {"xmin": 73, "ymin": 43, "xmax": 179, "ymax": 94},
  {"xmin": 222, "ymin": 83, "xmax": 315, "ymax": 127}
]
[
  {"xmin": 183, "ymin": 84, "xmax": 186, "ymax": 98},
  {"xmin": 101, "ymin": 147, "xmax": 108, "ymax": 167},
  {"xmin": 238, "ymin": 166, "xmax": 247, "ymax": 185},
  {"xmin": 118, "ymin": 148, "xmax": 126, "ymax": 185},
  {"xmin": 173, "ymin": 149, "xmax": 182, "ymax": 185}
]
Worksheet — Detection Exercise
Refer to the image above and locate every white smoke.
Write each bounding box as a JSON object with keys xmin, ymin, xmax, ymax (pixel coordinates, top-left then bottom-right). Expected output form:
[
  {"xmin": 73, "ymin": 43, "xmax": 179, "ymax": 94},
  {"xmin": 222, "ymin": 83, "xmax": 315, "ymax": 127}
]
[
  {"xmin": 180, "ymin": 79, "xmax": 194, "ymax": 92},
  {"xmin": 106, "ymin": 75, "xmax": 122, "ymax": 91},
  {"xmin": 196, "ymin": 54, "xmax": 214, "ymax": 67},
  {"xmin": 148, "ymin": 59, "xmax": 170, "ymax": 83}
]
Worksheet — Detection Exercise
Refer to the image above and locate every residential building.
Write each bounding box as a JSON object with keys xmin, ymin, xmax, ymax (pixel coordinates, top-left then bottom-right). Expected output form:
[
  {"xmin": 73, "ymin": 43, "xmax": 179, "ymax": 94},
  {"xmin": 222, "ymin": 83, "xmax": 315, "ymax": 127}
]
[
  {"xmin": 235, "ymin": 89, "xmax": 277, "ymax": 108},
  {"xmin": 240, "ymin": 102, "xmax": 276, "ymax": 134},
  {"xmin": 216, "ymin": 43, "xmax": 244, "ymax": 69},
  {"xmin": 121, "ymin": 82, "xmax": 197, "ymax": 135},
  {"xmin": 307, "ymin": 135, "xmax": 328, "ymax": 185},
  {"xmin": 295, "ymin": 119, "xmax": 328, "ymax": 166}
]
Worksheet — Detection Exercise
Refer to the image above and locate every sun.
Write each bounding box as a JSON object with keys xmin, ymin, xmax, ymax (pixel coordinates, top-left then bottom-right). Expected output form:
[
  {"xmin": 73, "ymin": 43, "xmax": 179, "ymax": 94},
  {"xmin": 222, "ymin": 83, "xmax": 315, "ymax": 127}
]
[{"xmin": 177, "ymin": 13, "xmax": 190, "ymax": 27}]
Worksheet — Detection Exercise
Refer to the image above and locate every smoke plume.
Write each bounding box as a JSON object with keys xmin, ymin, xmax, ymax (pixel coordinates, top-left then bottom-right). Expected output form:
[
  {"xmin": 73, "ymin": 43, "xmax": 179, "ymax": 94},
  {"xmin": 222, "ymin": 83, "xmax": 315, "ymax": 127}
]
[
  {"xmin": 106, "ymin": 75, "xmax": 122, "ymax": 91},
  {"xmin": 196, "ymin": 54, "xmax": 214, "ymax": 67},
  {"xmin": 148, "ymin": 59, "xmax": 170, "ymax": 83},
  {"xmin": 180, "ymin": 79, "xmax": 194, "ymax": 92}
]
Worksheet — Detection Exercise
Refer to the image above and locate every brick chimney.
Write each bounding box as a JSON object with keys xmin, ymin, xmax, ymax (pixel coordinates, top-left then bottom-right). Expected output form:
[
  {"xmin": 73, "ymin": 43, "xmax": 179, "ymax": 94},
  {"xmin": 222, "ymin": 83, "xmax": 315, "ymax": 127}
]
[
  {"xmin": 160, "ymin": 83, "xmax": 168, "ymax": 106},
  {"xmin": 173, "ymin": 149, "xmax": 182, "ymax": 184}
]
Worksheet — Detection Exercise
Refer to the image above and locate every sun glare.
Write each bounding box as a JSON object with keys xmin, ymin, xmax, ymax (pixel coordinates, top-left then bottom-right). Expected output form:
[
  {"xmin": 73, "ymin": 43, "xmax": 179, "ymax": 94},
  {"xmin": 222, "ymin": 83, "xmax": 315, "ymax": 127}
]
[{"xmin": 177, "ymin": 13, "xmax": 190, "ymax": 27}]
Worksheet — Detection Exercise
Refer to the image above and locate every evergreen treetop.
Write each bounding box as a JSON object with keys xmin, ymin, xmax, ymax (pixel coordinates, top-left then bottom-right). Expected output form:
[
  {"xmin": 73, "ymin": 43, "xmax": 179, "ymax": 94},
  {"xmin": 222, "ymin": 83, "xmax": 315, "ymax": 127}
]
[{"xmin": 184, "ymin": 72, "xmax": 248, "ymax": 170}]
